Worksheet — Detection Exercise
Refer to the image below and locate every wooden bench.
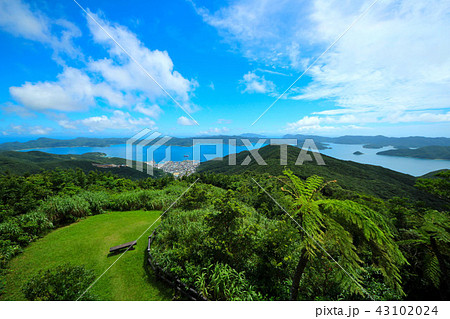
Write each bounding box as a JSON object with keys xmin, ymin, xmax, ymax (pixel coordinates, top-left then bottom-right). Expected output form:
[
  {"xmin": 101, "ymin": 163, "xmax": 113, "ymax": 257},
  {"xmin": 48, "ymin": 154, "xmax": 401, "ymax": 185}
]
[{"xmin": 109, "ymin": 240, "xmax": 137, "ymax": 253}]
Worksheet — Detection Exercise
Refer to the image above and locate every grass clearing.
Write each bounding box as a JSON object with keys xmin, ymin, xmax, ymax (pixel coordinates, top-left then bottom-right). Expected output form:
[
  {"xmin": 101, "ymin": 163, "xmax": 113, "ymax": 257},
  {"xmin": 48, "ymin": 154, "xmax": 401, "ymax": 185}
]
[{"xmin": 1, "ymin": 210, "xmax": 171, "ymax": 301}]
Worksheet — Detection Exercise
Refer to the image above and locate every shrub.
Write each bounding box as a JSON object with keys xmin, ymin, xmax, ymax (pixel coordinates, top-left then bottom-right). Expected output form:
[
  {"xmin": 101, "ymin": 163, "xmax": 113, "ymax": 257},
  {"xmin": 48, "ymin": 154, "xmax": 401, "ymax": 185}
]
[
  {"xmin": 78, "ymin": 191, "xmax": 110, "ymax": 215},
  {"xmin": 22, "ymin": 264, "xmax": 96, "ymax": 301},
  {"xmin": 178, "ymin": 184, "xmax": 207, "ymax": 210},
  {"xmin": 16, "ymin": 211, "xmax": 53, "ymax": 237},
  {"xmin": 194, "ymin": 263, "xmax": 263, "ymax": 301},
  {"xmin": 40, "ymin": 195, "xmax": 91, "ymax": 225},
  {"xmin": 0, "ymin": 240, "xmax": 22, "ymax": 269}
]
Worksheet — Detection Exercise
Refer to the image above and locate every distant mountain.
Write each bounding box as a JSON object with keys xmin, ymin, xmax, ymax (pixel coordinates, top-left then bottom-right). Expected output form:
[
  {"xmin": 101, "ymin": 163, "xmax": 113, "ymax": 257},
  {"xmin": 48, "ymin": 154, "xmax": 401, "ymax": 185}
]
[
  {"xmin": 377, "ymin": 146, "xmax": 450, "ymax": 160},
  {"xmin": 1, "ymin": 135, "xmax": 449, "ymax": 151},
  {"xmin": 0, "ymin": 137, "xmax": 129, "ymax": 151},
  {"xmin": 283, "ymin": 134, "xmax": 450, "ymax": 149},
  {"xmin": 240, "ymin": 133, "xmax": 267, "ymax": 138},
  {"xmin": 197, "ymin": 145, "xmax": 442, "ymax": 204},
  {"xmin": 0, "ymin": 151, "xmax": 166, "ymax": 179},
  {"xmin": 0, "ymin": 136, "xmax": 268, "ymax": 150}
]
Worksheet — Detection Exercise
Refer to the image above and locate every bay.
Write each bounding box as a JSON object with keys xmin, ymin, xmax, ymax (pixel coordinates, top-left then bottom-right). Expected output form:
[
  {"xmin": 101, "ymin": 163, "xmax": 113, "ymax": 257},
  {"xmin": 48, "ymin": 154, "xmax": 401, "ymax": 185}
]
[{"xmin": 19, "ymin": 142, "xmax": 450, "ymax": 177}]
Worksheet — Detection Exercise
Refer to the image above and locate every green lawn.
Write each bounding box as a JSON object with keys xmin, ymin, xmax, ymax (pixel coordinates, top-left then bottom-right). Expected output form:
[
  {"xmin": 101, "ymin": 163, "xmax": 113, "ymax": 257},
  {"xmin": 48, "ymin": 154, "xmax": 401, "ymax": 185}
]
[{"xmin": 1, "ymin": 210, "xmax": 172, "ymax": 301}]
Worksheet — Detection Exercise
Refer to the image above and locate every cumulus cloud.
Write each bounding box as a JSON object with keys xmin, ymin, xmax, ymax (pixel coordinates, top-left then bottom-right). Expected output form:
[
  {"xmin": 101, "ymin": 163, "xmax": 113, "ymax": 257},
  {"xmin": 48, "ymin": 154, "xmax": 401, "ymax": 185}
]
[
  {"xmin": 0, "ymin": 0, "xmax": 81, "ymax": 60},
  {"xmin": 134, "ymin": 103, "xmax": 163, "ymax": 119},
  {"xmin": 177, "ymin": 116, "xmax": 197, "ymax": 126},
  {"xmin": 6, "ymin": 7, "xmax": 198, "ymax": 133},
  {"xmin": 7, "ymin": 124, "xmax": 53, "ymax": 135},
  {"xmin": 199, "ymin": 127, "xmax": 230, "ymax": 135},
  {"xmin": 86, "ymin": 10, "xmax": 197, "ymax": 106},
  {"xmin": 57, "ymin": 120, "xmax": 77, "ymax": 129},
  {"xmin": 240, "ymin": 72, "xmax": 275, "ymax": 94},
  {"xmin": 9, "ymin": 67, "xmax": 128, "ymax": 112},
  {"xmin": 60, "ymin": 110, "xmax": 157, "ymax": 132}
]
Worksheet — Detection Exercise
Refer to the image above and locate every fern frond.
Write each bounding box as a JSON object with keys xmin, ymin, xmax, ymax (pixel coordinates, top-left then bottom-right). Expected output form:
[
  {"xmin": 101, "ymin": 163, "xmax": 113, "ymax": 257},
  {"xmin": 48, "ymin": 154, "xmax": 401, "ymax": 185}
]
[{"xmin": 423, "ymin": 254, "xmax": 441, "ymax": 288}]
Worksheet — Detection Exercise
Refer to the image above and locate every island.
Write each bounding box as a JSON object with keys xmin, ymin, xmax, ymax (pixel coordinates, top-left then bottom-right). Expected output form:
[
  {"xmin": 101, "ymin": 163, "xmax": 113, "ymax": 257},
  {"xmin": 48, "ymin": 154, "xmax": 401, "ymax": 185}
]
[
  {"xmin": 353, "ymin": 151, "xmax": 364, "ymax": 155},
  {"xmin": 377, "ymin": 146, "xmax": 450, "ymax": 160}
]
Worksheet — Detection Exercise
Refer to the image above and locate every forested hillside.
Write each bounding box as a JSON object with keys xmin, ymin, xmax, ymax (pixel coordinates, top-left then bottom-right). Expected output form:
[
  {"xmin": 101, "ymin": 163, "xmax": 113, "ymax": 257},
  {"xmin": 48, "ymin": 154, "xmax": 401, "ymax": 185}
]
[
  {"xmin": 197, "ymin": 145, "xmax": 441, "ymax": 203},
  {"xmin": 377, "ymin": 146, "xmax": 450, "ymax": 160},
  {"xmin": 0, "ymin": 151, "xmax": 166, "ymax": 179}
]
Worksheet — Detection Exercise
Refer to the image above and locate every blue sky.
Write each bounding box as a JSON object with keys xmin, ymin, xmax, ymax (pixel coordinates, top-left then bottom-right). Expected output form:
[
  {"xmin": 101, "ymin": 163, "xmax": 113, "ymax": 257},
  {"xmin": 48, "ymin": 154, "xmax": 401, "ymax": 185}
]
[{"xmin": 0, "ymin": 0, "xmax": 449, "ymax": 139}]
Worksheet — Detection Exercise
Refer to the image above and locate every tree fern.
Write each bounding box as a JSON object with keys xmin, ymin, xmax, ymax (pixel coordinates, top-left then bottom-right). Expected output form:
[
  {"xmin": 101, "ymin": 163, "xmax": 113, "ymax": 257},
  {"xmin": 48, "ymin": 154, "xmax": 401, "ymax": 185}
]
[
  {"xmin": 399, "ymin": 209, "xmax": 449, "ymax": 293},
  {"xmin": 280, "ymin": 169, "xmax": 406, "ymax": 300}
]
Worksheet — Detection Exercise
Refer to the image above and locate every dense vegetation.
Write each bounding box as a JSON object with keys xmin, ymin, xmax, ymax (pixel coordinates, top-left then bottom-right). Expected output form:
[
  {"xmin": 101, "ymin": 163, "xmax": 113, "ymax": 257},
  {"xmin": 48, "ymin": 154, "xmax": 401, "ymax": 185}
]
[
  {"xmin": 0, "ymin": 150, "xmax": 166, "ymax": 178},
  {"xmin": 0, "ymin": 137, "xmax": 129, "ymax": 151},
  {"xmin": 149, "ymin": 169, "xmax": 448, "ymax": 301},
  {"xmin": 22, "ymin": 264, "xmax": 96, "ymax": 301},
  {"xmin": 197, "ymin": 145, "xmax": 444, "ymax": 205},
  {"xmin": 0, "ymin": 148, "xmax": 448, "ymax": 301},
  {"xmin": 377, "ymin": 146, "xmax": 450, "ymax": 160}
]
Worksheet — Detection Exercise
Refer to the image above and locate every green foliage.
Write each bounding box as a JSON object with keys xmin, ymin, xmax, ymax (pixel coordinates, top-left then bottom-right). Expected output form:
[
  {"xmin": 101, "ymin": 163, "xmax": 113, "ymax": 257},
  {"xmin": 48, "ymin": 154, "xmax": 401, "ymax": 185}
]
[
  {"xmin": 415, "ymin": 170, "xmax": 450, "ymax": 201},
  {"xmin": 399, "ymin": 210, "xmax": 449, "ymax": 290},
  {"xmin": 22, "ymin": 264, "xmax": 96, "ymax": 301},
  {"xmin": 0, "ymin": 150, "xmax": 167, "ymax": 179},
  {"xmin": 151, "ymin": 204, "xmax": 299, "ymax": 300},
  {"xmin": 280, "ymin": 169, "xmax": 406, "ymax": 299},
  {"xmin": 377, "ymin": 146, "xmax": 450, "ymax": 160},
  {"xmin": 40, "ymin": 195, "xmax": 91, "ymax": 225},
  {"xmin": 196, "ymin": 144, "xmax": 438, "ymax": 202},
  {"xmin": 0, "ymin": 156, "xmax": 448, "ymax": 301},
  {"xmin": 194, "ymin": 263, "xmax": 263, "ymax": 301},
  {"xmin": 178, "ymin": 184, "xmax": 207, "ymax": 210}
]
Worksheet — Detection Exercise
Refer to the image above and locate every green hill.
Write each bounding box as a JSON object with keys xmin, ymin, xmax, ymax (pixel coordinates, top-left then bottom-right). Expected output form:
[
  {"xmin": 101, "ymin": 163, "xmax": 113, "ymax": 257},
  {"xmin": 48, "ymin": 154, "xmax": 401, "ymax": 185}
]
[
  {"xmin": 0, "ymin": 151, "xmax": 166, "ymax": 179},
  {"xmin": 197, "ymin": 145, "xmax": 438, "ymax": 201},
  {"xmin": 377, "ymin": 146, "xmax": 450, "ymax": 160},
  {"xmin": 420, "ymin": 169, "xmax": 449, "ymax": 179}
]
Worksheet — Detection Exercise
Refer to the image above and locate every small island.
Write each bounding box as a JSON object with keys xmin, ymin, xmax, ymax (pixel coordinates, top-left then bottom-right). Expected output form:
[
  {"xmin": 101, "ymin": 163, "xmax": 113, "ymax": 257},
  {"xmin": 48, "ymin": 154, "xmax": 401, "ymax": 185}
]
[
  {"xmin": 353, "ymin": 151, "xmax": 364, "ymax": 155},
  {"xmin": 377, "ymin": 146, "xmax": 450, "ymax": 160}
]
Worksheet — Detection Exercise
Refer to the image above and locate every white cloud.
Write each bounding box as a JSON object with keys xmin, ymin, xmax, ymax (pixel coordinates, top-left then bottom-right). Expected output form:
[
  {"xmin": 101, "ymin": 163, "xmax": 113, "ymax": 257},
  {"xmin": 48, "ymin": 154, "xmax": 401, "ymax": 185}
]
[
  {"xmin": 199, "ymin": 127, "xmax": 230, "ymax": 135},
  {"xmin": 57, "ymin": 120, "xmax": 76, "ymax": 129},
  {"xmin": 134, "ymin": 103, "xmax": 163, "ymax": 119},
  {"xmin": 0, "ymin": 0, "xmax": 49, "ymax": 42},
  {"xmin": 0, "ymin": 0, "xmax": 81, "ymax": 60},
  {"xmin": 240, "ymin": 71, "xmax": 275, "ymax": 94},
  {"xmin": 86, "ymin": 11, "xmax": 197, "ymax": 106},
  {"xmin": 192, "ymin": 0, "xmax": 309, "ymax": 68},
  {"xmin": 177, "ymin": 116, "xmax": 197, "ymax": 126},
  {"xmin": 9, "ymin": 67, "xmax": 128, "ymax": 112},
  {"xmin": 286, "ymin": 0, "xmax": 450, "ymax": 128},
  {"xmin": 217, "ymin": 118, "xmax": 233, "ymax": 124},
  {"xmin": 197, "ymin": 0, "xmax": 450, "ymax": 129},
  {"xmin": 7, "ymin": 8, "xmax": 198, "ymax": 128},
  {"xmin": 292, "ymin": 0, "xmax": 450, "ymax": 110},
  {"xmin": 8, "ymin": 124, "xmax": 53, "ymax": 135},
  {"xmin": 60, "ymin": 110, "xmax": 156, "ymax": 132},
  {"xmin": 30, "ymin": 126, "xmax": 53, "ymax": 135}
]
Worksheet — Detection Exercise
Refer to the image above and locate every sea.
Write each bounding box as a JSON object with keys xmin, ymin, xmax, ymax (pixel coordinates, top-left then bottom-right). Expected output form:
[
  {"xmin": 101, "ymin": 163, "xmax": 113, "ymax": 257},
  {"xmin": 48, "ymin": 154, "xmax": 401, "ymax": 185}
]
[{"xmin": 16, "ymin": 142, "xmax": 450, "ymax": 177}]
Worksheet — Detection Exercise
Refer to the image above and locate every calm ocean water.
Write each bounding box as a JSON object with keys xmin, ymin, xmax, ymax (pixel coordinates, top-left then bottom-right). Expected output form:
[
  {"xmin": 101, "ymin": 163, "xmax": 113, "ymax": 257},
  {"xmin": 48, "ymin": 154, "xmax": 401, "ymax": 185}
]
[{"xmin": 19, "ymin": 143, "xmax": 450, "ymax": 177}]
